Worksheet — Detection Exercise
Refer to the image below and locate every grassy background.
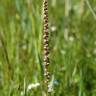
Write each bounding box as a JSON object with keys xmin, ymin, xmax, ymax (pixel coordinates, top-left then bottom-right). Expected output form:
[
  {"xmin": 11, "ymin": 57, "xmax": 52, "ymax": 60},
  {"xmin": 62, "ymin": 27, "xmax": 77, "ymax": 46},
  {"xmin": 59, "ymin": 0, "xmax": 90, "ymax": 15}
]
[{"xmin": 0, "ymin": 0, "xmax": 96, "ymax": 96}]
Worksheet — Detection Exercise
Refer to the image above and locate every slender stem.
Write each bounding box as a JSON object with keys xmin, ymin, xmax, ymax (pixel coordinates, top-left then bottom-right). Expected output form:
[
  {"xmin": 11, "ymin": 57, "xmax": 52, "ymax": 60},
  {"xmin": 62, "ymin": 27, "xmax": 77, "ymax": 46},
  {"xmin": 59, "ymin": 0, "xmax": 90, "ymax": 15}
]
[
  {"xmin": 64, "ymin": 0, "xmax": 71, "ymax": 41},
  {"xmin": 80, "ymin": 0, "xmax": 85, "ymax": 17},
  {"xmin": 0, "ymin": 31, "xmax": 12, "ymax": 82},
  {"xmin": 85, "ymin": 0, "xmax": 96, "ymax": 20}
]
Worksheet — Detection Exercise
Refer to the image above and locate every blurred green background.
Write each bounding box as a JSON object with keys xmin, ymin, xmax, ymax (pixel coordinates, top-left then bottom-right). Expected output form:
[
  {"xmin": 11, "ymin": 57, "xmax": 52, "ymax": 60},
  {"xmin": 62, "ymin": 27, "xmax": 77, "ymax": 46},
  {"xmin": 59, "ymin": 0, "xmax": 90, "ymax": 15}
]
[{"xmin": 0, "ymin": 0, "xmax": 96, "ymax": 96}]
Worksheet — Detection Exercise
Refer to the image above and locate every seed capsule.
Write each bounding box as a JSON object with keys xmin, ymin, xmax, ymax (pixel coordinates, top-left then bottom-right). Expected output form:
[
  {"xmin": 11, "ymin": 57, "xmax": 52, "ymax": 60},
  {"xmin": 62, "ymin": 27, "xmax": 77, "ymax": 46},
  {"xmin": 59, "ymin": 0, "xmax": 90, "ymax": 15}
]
[{"xmin": 45, "ymin": 79, "xmax": 49, "ymax": 84}]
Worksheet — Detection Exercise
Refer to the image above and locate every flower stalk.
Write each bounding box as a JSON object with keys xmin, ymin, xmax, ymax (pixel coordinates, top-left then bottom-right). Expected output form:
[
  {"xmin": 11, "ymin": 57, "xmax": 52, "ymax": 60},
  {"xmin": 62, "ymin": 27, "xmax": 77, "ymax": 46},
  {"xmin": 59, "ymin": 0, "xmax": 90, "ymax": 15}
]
[{"xmin": 43, "ymin": 0, "xmax": 50, "ymax": 93}]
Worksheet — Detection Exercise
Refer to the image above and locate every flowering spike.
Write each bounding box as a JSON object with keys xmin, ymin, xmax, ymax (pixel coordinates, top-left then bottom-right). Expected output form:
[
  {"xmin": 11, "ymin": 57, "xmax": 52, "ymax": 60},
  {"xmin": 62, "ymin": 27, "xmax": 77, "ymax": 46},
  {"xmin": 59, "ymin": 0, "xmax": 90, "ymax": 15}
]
[{"xmin": 43, "ymin": 0, "xmax": 50, "ymax": 92}]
